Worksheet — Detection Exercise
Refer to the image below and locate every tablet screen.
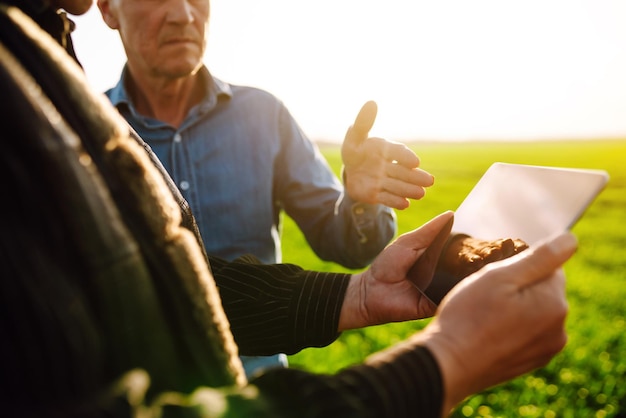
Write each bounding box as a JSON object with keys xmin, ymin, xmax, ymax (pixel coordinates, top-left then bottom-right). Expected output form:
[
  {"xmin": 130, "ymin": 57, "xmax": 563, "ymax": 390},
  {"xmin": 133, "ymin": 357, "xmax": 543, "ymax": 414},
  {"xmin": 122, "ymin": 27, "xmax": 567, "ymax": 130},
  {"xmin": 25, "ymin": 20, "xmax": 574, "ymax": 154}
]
[{"xmin": 452, "ymin": 163, "xmax": 609, "ymax": 245}]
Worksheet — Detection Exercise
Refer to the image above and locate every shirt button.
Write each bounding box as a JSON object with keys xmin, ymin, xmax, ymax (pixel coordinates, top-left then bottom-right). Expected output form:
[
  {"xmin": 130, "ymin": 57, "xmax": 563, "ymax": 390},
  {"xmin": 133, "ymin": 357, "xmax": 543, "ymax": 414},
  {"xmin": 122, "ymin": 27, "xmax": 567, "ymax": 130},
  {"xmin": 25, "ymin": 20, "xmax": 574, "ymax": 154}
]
[
  {"xmin": 354, "ymin": 207, "xmax": 365, "ymax": 215},
  {"xmin": 179, "ymin": 180, "xmax": 190, "ymax": 190},
  {"xmin": 173, "ymin": 133, "xmax": 182, "ymax": 143}
]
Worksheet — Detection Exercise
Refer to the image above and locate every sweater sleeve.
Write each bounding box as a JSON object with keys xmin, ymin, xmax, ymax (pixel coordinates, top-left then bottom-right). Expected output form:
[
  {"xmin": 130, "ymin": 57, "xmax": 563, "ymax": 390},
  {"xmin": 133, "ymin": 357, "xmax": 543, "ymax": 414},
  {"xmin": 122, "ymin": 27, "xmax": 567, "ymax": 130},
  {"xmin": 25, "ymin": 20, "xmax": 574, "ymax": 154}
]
[
  {"xmin": 210, "ymin": 254, "xmax": 351, "ymax": 356},
  {"xmin": 251, "ymin": 344, "xmax": 444, "ymax": 418},
  {"xmin": 95, "ymin": 345, "xmax": 442, "ymax": 418}
]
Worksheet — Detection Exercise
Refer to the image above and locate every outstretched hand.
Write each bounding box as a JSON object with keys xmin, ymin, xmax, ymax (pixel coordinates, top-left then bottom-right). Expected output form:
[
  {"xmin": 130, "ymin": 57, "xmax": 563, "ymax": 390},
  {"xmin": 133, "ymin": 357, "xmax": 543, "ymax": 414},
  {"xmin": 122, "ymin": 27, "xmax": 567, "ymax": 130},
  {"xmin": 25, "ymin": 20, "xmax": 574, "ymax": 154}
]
[
  {"xmin": 338, "ymin": 211, "xmax": 454, "ymax": 331},
  {"xmin": 341, "ymin": 101, "xmax": 434, "ymax": 210}
]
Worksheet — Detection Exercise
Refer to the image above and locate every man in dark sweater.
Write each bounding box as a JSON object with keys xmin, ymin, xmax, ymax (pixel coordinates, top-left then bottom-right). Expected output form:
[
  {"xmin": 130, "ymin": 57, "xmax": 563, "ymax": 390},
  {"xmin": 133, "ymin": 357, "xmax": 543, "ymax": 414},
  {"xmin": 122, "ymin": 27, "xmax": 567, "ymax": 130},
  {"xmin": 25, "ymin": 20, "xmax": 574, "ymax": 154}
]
[{"xmin": 0, "ymin": 1, "xmax": 576, "ymax": 417}]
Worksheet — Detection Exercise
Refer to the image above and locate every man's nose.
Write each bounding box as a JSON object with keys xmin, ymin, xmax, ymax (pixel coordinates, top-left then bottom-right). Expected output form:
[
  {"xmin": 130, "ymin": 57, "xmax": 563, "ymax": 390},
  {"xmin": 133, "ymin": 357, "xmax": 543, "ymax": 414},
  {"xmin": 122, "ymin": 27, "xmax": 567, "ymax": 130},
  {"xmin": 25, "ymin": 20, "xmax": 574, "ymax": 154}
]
[{"xmin": 166, "ymin": 0, "xmax": 195, "ymax": 24}]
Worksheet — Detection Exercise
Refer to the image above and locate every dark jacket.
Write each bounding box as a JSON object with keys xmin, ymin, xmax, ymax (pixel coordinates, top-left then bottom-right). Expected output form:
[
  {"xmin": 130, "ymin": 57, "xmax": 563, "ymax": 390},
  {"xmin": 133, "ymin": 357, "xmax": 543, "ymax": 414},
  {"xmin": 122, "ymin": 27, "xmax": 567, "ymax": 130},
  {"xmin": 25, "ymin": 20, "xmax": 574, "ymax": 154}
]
[{"xmin": 0, "ymin": 4, "xmax": 442, "ymax": 417}]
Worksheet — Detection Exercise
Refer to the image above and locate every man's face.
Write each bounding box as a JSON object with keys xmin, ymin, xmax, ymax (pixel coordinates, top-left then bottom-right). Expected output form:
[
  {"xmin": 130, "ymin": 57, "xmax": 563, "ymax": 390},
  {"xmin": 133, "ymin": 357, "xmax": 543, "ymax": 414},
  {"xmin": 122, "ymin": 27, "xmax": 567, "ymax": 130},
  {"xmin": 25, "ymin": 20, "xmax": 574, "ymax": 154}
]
[
  {"xmin": 53, "ymin": 0, "xmax": 94, "ymax": 15},
  {"xmin": 99, "ymin": 0, "xmax": 210, "ymax": 80}
]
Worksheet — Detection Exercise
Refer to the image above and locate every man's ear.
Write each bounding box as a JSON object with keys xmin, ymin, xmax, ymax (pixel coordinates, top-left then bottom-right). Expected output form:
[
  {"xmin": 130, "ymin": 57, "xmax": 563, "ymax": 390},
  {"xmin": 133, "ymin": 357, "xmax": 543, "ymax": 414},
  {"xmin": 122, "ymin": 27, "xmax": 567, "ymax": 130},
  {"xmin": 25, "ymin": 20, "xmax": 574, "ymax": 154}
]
[{"xmin": 97, "ymin": 0, "xmax": 120, "ymax": 29}]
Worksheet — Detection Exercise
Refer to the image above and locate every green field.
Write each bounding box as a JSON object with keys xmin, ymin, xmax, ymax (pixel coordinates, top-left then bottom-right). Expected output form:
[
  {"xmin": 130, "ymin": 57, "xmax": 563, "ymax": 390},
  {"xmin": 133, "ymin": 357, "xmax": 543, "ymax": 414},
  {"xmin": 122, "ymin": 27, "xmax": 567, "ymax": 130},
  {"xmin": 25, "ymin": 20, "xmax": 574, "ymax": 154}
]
[{"xmin": 281, "ymin": 139, "xmax": 626, "ymax": 417}]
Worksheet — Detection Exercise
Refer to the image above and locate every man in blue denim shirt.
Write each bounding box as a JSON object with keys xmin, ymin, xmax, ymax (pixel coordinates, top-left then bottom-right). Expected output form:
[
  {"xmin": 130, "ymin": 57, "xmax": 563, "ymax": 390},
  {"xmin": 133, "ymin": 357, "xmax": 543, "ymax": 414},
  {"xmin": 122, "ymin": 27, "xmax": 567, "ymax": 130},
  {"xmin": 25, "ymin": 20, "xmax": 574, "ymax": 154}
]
[{"xmin": 97, "ymin": 0, "xmax": 435, "ymax": 377}]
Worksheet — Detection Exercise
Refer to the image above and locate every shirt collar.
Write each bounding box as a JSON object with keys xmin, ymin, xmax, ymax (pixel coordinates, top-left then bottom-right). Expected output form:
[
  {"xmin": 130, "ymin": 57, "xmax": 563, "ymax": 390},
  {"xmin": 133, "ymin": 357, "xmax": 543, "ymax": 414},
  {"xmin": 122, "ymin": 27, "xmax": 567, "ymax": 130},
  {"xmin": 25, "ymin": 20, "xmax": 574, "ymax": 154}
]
[{"xmin": 107, "ymin": 65, "xmax": 233, "ymax": 114}]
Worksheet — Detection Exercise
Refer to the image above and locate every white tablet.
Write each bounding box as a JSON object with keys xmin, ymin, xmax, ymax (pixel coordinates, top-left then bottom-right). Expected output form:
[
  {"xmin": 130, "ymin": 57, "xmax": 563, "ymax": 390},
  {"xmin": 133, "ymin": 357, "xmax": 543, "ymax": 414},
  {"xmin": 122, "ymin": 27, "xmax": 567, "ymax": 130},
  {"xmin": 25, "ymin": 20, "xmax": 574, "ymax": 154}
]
[
  {"xmin": 452, "ymin": 162, "xmax": 609, "ymax": 245},
  {"xmin": 420, "ymin": 162, "xmax": 609, "ymax": 305}
]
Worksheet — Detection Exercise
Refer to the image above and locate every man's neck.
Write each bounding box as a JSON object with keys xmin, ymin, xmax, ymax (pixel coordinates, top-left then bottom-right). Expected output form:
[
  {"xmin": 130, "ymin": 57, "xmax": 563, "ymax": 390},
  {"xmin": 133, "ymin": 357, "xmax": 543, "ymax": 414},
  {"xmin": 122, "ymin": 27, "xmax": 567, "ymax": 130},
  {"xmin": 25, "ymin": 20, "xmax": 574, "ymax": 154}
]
[{"xmin": 125, "ymin": 68, "xmax": 205, "ymax": 128}]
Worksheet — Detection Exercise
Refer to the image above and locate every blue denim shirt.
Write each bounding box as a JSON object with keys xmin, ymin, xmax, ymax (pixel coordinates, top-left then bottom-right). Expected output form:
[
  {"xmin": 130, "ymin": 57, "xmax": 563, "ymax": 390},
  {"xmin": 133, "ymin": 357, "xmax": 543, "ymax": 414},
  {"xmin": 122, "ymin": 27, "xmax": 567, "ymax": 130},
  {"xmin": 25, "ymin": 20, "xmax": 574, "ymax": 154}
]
[
  {"xmin": 106, "ymin": 66, "xmax": 396, "ymax": 268},
  {"xmin": 106, "ymin": 66, "xmax": 396, "ymax": 376}
]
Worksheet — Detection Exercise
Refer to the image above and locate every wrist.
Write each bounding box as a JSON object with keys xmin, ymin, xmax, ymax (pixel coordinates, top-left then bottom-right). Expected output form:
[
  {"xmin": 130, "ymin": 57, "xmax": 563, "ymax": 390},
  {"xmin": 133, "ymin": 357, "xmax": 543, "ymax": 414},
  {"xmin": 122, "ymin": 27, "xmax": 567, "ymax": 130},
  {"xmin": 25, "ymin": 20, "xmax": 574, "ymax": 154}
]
[
  {"xmin": 337, "ymin": 273, "xmax": 367, "ymax": 331},
  {"xmin": 341, "ymin": 165, "xmax": 357, "ymax": 202},
  {"xmin": 418, "ymin": 324, "xmax": 476, "ymax": 415}
]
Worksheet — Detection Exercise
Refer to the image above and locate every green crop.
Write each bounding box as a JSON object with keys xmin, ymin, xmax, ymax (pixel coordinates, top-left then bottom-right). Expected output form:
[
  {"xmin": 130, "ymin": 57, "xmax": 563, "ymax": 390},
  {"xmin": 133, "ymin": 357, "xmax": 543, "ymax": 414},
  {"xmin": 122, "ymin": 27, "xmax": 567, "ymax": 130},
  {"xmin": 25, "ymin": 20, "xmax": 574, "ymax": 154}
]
[{"xmin": 282, "ymin": 139, "xmax": 626, "ymax": 417}]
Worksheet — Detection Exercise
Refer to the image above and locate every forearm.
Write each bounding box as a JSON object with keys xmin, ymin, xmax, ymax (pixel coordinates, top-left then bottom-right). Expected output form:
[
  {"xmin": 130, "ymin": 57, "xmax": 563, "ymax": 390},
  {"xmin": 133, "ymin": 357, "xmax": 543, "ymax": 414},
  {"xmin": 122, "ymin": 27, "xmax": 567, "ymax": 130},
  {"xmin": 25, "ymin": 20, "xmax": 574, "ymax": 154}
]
[
  {"xmin": 253, "ymin": 343, "xmax": 443, "ymax": 418},
  {"xmin": 210, "ymin": 254, "xmax": 351, "ymax": 355}
]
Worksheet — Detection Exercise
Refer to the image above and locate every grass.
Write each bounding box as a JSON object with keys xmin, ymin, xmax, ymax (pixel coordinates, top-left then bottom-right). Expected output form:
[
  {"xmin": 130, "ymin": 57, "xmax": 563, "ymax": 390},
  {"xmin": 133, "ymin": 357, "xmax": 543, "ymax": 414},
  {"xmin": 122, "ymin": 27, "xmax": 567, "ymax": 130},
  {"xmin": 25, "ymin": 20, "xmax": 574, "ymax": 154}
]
[{"xmin": 281, "ymin": 139, "xmax": 626, "ymax": 417}]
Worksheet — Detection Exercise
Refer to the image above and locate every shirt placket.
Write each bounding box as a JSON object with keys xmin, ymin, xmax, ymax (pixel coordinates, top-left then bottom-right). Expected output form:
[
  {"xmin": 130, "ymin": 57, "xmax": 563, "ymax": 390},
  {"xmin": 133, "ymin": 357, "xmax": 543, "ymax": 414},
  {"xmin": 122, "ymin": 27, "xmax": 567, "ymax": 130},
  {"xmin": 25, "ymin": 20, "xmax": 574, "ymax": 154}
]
[{"xmin": 171, "ymin": 131, "xmax": 192, "ymax": 194}]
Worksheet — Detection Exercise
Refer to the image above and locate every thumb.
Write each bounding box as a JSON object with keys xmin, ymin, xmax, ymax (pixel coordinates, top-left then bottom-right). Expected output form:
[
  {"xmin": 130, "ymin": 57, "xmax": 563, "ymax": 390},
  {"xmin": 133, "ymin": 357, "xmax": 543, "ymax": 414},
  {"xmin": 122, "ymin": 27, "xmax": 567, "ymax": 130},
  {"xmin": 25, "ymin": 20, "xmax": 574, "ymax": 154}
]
[
  {"xmin": 371, "ymin": 211, "xmax": 454, "ymax": 283},
  {"xmin": 394, "ymin": 211, "xmax": 455, "ymax": 250},
  {"xmin": 407, "ymin": 212, "xmax": 455, "ymax": 290},
  {"xmin": 344, "ymin": 100, "xmax": 377, "ymax": 147},
  {"xmin": 511, "ymin": 232, "xmax": 578, "ymax": 289}
]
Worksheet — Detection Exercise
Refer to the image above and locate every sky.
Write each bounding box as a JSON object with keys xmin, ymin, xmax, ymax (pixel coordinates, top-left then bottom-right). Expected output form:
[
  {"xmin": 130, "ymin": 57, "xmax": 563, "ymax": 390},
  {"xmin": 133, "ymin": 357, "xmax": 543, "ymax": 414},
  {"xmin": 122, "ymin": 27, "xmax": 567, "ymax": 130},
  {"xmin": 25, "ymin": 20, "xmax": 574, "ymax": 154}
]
[{"xmin": 72, "ymin": 0, "xmax": 626, "ymax": 143}]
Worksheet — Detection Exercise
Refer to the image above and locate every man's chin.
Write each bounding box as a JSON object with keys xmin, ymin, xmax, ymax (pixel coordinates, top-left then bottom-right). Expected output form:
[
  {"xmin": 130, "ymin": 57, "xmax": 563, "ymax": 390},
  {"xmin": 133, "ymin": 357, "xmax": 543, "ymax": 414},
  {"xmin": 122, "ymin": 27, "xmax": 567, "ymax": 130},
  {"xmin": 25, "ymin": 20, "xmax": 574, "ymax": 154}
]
[
  {"xmin": 156, "ymin": 60, "xmax": 204, "ymax": 79},
  {"xmin": 155, "ymin": 49, "xmax": 203, "ymax": 74}
]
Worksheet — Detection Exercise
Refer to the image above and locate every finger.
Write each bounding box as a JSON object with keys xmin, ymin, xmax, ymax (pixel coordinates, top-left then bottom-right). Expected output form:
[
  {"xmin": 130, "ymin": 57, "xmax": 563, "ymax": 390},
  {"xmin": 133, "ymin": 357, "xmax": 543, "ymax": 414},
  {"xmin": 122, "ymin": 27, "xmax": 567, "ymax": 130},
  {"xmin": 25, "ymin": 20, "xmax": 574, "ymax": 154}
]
[
  {"xmin": 374, "ymin": 191, "xmax": 411, "ymax": 210},
  {"xmin": 386, "ymin": 163, "xmax": 435, "ymax": 188},
  {"xmin": 368, "ymin": 138, "xmax": 421, "ymax": 168},
  {"xmin": 344, "ymin": 100, "xmax": 378, "ymax": 147},
  {"xmin": 511, "ymin": 232, "xmax": 578, "ymax": 289},
  {"xmin": 407, "ymin": 214, "xmax": 455, "ymax": 290},
  {"xmin": 372, "ymin": 211, "xmax": 454, "ymax": 281},
  {"xmin": 394, "ymin": 211, "xmax": 455, "ymax": 249},
  {"xmin": 379, "ymin": 177, "xmax": 427, "ymax": 201}
]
